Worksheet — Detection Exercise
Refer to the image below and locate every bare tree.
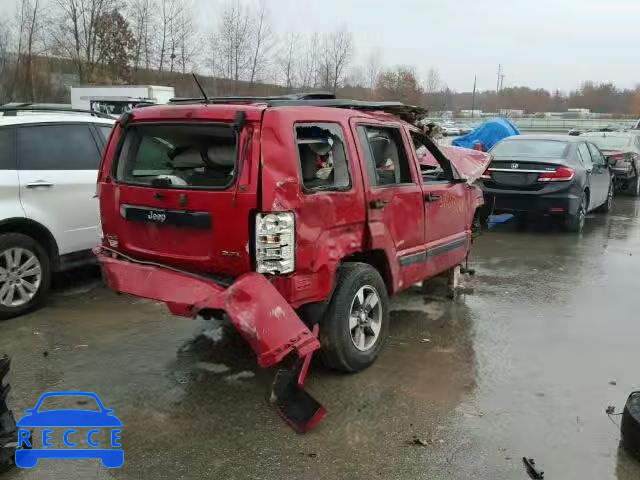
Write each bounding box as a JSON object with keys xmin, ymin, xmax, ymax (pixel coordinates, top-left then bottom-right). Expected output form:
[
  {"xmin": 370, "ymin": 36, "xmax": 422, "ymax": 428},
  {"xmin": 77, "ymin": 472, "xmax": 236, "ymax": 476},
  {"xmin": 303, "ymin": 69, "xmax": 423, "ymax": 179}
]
[
  {"xmin": 247, "ymin": 0, "xmax": 273, "ymax": 89},
  {"xmin": 214, "ymin": 0, "xmax": 251, "ymax": 92},
  {"xmin": 278, "ymin": 32, "xmax": 298, "ymax": 90},
  {"xmin": 321, "ymin": 27, "xmax": 353, "ymax": 92},
  {"xmin": 365, "ymin": 48, "xmax": 381, "ymax": 91},
  {"xmin": 12, "ymin": 0, "xmax": 47, "ymax": 100},
  {"xmin": 156, "ymin": 0, "xmax": 174, "ymax": 72},
  {"xmin": 129, "ymin": 0, "xmax": 156, "ymax": 72},
  {"xmin": 0, "ymin": 20, "xmax": 13, "ymax": 101},
  {"xmin": 175, "ymin": 2, "xmax": 197, "ymax": 74},
  {"xmin": 297, "ymin": 32, "xmax": 320, "ymax": 89},
  {"xmin": 52, "ymin": 0, "xmax": 116, "ymax": 82},
  {"xmin": 425, "ymin": 66, "xmax": 441, "ymax": 93}
]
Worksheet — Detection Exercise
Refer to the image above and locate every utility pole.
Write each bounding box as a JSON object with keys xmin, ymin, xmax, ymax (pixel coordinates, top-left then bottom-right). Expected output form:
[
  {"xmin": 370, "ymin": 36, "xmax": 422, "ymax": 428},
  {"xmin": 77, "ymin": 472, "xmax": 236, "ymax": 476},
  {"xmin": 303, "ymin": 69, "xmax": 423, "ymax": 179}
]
[
  {"xmin": 500, "ymin": 74, "xmax": 505, "ymax": 91},
  {"xmin": 471, "ymin": 75, "xmax": 477, "ymax": 119},
  {"xmin": 496, "ymin": 64, "xmax": 502, "ymax": 92}
]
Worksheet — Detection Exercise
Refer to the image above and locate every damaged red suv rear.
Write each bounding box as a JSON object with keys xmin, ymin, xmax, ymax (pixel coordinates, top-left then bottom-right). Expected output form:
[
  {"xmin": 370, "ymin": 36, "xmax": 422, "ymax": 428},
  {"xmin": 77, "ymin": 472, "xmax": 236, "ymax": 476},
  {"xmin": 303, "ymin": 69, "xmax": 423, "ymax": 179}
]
[{"xmin": 95, "ymin": 94, "xmax": 489, "ymax": 431}]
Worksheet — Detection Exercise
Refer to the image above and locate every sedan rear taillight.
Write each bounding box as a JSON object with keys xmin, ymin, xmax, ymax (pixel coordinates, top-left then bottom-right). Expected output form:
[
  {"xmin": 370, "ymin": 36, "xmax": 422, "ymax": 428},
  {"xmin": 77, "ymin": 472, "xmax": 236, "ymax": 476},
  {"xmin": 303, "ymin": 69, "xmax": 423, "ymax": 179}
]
[
  {"xmin": 480, "ymin": 166, "xmax": 492, "ymax": 180},
  {"xmin": 537, "ymin": 167, "xmax": 575, "ymax": 182}
]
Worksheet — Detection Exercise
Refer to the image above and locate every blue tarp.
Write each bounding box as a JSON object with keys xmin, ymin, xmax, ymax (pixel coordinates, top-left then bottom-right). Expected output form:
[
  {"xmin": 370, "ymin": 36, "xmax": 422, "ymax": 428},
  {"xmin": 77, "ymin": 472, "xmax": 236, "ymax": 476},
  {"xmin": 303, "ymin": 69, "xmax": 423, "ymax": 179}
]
[{"xmin": 452, "ymin": 117, "xmax": 520, "ymax": 151}]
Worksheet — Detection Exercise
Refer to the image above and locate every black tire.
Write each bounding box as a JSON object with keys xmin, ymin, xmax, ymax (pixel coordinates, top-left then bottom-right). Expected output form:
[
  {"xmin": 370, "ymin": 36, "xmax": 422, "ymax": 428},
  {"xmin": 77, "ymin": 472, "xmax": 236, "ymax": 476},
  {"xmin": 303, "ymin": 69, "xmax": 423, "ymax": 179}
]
[
  {"xmin": 595, "ymin": 182, "xmax": 614, "ymax": 213},
  {"xmin": 320, "ymin": 263, "xmax": 389, "ymax": 373},
  {"xmin": 565, "ymin": 193, "xmax": 586, "ymax": 233},
  {"xmin": 628, "ymin": 174, "xmax": 640, "ymax": 197},
  {"xmin": 0, "ymin": 233, "xmax": 51, "ymax": 320}
]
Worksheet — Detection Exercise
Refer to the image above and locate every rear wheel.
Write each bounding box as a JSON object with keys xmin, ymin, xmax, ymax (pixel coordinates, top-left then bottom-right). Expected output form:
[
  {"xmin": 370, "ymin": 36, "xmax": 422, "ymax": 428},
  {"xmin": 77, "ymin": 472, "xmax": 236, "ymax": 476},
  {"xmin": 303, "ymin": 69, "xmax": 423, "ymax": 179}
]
[
  {"xmin": 0, "ymin": 233, "xmax": 51, "ymax": 320},
  {"xmin": 320, "ymin": 263, "xmax": 389, "ymax": 373},
  {"xmin": 628, "ymin": 174, "xmax": 640, "ymax": 197},
  {"xmin": 596, "ymin": 182, "xmax": 613, "ymax": 213},
  {"xmin": 565, "ymin": 194, "xmax": 586, "ymax": 233}
]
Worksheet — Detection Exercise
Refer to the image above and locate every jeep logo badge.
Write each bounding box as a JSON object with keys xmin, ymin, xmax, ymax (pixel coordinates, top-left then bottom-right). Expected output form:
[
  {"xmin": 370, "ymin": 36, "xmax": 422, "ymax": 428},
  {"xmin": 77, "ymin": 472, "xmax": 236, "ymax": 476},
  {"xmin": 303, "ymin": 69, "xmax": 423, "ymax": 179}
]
[
  {"xmin": 147, "ymin": 211, "xmax": 167, "ymax": 223},
  {"xmin": 510, "ymin": 163, "xmax": 519, "ymax": 169}
]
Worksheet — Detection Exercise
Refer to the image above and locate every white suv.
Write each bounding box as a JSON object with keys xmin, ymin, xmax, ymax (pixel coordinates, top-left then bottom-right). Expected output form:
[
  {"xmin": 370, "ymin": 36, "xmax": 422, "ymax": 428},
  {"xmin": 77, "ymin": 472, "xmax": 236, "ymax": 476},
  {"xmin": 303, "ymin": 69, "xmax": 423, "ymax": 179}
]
[{"xmin": 0, "ymin": 109, "xmax": 114, "ymax": 318}]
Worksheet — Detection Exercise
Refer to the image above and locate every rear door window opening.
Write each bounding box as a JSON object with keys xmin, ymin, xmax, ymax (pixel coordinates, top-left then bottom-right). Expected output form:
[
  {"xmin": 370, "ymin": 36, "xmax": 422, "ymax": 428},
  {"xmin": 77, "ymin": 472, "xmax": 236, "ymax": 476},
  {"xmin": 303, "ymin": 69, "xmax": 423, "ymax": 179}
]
[
  {"xmin": 296, "ymin": 123, "xmax": 351, "ymax": 192},
  {"xmin": 115, "ymin": 124, "xmax": 237, "ymax": 189},
  {"xmin": 357, "ymin": 126, "xmax": 413, "ymax": 187}
]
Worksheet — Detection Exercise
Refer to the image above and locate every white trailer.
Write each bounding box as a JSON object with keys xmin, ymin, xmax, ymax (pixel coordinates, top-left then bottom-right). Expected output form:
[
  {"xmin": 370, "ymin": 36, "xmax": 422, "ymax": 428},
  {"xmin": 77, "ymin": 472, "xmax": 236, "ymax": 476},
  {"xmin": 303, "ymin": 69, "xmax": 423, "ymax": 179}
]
[{"xmin": 70, "ymin": 85, "xmax": 175, "ymax": 116}]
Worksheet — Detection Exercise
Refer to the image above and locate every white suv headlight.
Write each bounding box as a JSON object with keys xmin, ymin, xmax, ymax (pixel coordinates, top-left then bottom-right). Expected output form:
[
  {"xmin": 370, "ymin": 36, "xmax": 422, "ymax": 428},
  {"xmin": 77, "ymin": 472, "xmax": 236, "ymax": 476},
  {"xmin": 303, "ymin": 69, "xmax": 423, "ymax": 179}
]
[{"xmin": 255, "ymin": 212, "xmax": 295, "ymax": 274}]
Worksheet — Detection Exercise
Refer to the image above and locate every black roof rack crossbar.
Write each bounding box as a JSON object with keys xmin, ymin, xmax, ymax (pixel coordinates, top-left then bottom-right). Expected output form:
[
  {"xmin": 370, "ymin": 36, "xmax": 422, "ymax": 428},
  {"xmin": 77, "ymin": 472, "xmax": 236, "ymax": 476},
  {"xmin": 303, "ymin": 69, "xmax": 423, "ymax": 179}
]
[
  {"xmin": 169, "ymin": 92, "xmax": 336, "ymax": 104},
  {"xmin": 0, "ymin": 105, "xmax": 114, "ymax": 119}
]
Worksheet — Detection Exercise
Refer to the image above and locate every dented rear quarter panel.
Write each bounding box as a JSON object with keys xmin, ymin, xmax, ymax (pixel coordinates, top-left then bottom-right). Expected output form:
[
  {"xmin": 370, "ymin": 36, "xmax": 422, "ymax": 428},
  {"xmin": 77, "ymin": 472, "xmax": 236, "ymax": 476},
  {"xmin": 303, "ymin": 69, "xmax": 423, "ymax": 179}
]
[{"xmin": 261, "ymin": 108, "xmax": 367, "ymax": 307}]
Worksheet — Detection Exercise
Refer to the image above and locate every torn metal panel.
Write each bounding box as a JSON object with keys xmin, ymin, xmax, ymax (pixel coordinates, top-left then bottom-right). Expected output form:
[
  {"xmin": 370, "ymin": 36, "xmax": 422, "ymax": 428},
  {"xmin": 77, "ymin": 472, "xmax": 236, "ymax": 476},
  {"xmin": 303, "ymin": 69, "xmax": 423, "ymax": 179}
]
[
  {"xmin": 428, "ymin": 146, "xmax": 491, "ymax": 183},
  {"xmin": 99, "ymin": 251, "xmax": 320, "ymax": 368}
]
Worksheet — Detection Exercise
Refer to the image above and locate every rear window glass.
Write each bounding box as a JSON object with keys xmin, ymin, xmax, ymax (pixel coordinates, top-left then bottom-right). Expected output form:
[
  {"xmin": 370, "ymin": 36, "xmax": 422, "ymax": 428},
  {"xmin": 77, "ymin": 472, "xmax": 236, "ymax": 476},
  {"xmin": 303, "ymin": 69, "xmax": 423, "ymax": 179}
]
[
  {"xmin": 491, "ymin": 140, "xmax": 569, "ymax": 158},
  {"xmin": 583, "ymin": 136, "xmax": 631, "ymax": 150},
  {"xmin": 296, "ymin": 123, "xmax": 350, "ymax": 191},
  {"xmin": 115, "ymin": 124, "xmax": 236, "ymax": 189}
]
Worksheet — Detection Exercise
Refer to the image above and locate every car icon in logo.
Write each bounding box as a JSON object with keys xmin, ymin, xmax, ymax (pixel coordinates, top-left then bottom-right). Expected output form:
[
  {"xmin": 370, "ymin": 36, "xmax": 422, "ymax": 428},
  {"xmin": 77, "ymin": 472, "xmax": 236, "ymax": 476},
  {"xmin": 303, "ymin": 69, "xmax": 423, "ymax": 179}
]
[{"xmin": 15, "ymin": 391, "xmax": 123, "ymax": 468}]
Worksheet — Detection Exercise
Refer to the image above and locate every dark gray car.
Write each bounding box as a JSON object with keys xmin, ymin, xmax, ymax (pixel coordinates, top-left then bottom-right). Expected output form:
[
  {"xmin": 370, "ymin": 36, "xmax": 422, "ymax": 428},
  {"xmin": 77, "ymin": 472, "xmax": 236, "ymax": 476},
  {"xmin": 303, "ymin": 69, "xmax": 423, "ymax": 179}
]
[
  {"xmin": 580, "ymin": 131, "xmax": 640, "ymax": 196},
  {"xmin": 481, "ymin": 135, "xmax": 614, "ymax": 232}
]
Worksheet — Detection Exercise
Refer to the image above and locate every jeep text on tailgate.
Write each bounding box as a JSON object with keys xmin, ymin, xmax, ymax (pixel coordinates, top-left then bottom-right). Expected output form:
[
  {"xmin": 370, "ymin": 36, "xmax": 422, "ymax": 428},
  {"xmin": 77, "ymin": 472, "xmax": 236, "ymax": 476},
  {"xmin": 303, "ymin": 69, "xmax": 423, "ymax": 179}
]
[{"xmin": 95, "ymin": 92, "xmax": 490, "ymax": 431}]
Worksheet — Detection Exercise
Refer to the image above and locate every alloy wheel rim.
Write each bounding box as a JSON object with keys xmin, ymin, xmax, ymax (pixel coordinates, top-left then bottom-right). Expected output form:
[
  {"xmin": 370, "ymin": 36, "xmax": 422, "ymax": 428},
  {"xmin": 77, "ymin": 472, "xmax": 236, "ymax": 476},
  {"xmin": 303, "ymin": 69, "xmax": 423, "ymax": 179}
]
[
  {"xmin": 0, "ymin": 248, "xmax": 42, "ymax": 307},
  {"xmin": 349, "ymin": 285, "xmax": 382, "ymax": 352}
]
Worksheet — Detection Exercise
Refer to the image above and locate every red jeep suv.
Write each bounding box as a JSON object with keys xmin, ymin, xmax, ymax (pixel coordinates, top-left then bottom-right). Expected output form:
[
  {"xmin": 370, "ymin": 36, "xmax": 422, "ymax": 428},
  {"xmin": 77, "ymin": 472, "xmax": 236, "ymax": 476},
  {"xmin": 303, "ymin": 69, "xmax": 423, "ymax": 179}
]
[{"xmin": 96, "ymin": 95, "xmax": 488, "ymax": 430}]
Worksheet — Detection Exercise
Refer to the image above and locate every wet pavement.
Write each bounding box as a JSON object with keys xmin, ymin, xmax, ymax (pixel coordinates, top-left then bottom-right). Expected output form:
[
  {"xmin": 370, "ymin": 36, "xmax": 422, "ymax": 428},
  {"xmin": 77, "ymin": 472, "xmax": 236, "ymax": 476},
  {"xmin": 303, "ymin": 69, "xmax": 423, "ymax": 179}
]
[{"xmin": 1, "ymin": 198, "xmax": 640, "ymax": 479}]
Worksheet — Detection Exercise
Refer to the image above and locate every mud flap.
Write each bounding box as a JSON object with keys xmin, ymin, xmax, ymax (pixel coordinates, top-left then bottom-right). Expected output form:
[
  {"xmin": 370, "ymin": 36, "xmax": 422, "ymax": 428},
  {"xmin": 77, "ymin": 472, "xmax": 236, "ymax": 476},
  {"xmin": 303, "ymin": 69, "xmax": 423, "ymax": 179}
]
[{"xmin": 270, "ymin": 326, "xmax": 326, "ymax": 433}]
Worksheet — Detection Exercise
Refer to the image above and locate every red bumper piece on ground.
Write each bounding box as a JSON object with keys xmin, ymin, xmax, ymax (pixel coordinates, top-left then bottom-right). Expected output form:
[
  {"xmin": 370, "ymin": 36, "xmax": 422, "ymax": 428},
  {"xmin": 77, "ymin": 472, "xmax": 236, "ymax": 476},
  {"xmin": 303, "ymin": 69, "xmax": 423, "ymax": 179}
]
[{"xmin": 98, "ymin": 252, "xmax": 320, "ymax": 367}]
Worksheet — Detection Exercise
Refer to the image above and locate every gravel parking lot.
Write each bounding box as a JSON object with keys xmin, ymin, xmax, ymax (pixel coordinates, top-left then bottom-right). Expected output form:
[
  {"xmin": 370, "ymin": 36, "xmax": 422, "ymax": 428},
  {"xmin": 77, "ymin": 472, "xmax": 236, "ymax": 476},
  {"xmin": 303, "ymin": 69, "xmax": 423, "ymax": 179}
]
[{"xmin": 1, "ymin": 198, "xmax": 640, "ymax": 479}]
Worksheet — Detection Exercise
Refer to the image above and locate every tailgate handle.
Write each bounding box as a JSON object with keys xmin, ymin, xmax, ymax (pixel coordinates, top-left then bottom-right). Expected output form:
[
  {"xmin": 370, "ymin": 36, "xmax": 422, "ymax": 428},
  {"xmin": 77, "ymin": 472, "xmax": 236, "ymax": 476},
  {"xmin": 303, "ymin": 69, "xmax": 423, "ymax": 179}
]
[
  {"xmin": 26, "ymin": 181, "xmax": 53, "ymax": 188},
  {"xmin": 368, "ymin": 200, "xmax": 388, "ymax": 210},
  {"xmin": 424, "ymin": 193, "xmax": 441, "ymax": 202}
]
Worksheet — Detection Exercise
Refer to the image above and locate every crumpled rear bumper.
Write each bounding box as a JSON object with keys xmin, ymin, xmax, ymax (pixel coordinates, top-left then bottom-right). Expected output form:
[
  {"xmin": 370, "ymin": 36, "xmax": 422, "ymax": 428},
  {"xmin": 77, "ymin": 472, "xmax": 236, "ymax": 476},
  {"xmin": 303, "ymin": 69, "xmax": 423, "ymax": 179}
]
[{"xmin": 96, "ymin": 250, "xmax": 320, "ymax": 368}]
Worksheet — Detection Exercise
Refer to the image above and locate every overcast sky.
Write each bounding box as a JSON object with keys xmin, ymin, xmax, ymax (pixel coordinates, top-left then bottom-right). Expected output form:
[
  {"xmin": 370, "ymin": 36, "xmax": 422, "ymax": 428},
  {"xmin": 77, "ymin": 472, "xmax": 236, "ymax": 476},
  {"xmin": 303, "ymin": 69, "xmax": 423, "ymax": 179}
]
[
  {"xmin": 4, "ymin": 0, "xmax": 640, "ymax": 93},
  {"xmin": 199, "ymin": 0, "xmax": 639, "ymax": 93}
]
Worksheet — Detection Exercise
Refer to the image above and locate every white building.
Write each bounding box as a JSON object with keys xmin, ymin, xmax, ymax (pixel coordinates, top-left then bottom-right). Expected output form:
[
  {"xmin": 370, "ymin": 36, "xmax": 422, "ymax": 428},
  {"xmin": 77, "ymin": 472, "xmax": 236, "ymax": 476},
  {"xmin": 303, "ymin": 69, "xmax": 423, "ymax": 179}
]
[
  {"xmin": 499, "ymin": 109, "xmax": 525, "ymax": 118},
  {"xmin": 458, "ymin": 109, "xmax": 483, "ymax": 118}
]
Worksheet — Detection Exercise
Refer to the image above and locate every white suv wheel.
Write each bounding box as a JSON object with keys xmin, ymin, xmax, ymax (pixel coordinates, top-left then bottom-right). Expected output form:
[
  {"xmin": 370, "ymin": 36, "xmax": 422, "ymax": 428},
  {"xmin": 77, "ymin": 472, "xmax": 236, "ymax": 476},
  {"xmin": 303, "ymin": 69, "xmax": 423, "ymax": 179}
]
[{"xmin": 0, "ymin": 247, "xmax": 42, "ymax": 307}]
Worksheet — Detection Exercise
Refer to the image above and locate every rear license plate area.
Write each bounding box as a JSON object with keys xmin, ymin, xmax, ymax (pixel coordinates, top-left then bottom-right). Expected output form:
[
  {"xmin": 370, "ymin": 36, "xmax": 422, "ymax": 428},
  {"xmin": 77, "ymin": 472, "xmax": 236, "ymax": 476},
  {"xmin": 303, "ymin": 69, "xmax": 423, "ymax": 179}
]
[
  {"xmin": 492, "ymin": 172, "xmax": 536, "ymax": 186},
  {"xmin": 121, "ymin": 205, "xmax": 212, "ymax": 229}
]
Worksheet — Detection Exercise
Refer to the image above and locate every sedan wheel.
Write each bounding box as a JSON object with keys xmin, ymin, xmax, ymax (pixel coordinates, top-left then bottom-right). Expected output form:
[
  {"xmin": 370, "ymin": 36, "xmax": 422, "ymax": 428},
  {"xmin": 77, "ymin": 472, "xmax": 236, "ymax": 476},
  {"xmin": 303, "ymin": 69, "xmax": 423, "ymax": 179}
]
[
  {"xmin": 630, "ymin": 175, "xmax": 640, "ymax": 197},
  {"xmin": 565, "ymin": 195, "xmax": 586, "ymax": 233}
]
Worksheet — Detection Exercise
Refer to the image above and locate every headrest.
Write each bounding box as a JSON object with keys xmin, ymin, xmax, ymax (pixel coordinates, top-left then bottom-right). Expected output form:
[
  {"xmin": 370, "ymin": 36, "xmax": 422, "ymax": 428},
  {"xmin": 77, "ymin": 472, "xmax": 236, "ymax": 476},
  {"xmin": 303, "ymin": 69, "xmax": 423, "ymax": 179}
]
[{"xmin": 207, "ymin": 145, "xmax": 236, "ymax": 166}]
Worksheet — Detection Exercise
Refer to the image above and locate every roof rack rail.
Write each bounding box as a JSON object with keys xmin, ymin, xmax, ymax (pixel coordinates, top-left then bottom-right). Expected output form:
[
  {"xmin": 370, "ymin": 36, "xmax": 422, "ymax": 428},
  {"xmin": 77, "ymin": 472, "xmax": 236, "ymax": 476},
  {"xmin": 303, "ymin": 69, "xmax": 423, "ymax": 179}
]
[
  {"xmin": 0, "ymin": 104, "xmax": 114, "ymax": 119},
  {"xmin": 169, "ymin": 92, "xmax": 336, "ymax": 104},
  {"xmin": 168, "ymin": 95, "xmax": 427, "ymax": 122}
]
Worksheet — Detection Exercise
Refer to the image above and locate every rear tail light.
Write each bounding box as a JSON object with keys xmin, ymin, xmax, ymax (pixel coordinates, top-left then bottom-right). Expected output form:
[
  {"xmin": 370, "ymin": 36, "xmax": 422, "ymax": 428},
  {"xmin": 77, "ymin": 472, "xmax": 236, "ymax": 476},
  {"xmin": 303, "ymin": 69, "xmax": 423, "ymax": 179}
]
[
  {"xmin": 480, "ymin": 166, "xmax": 492, "ymax": 180},
  {"xmin": 537, "ymin": 167, "xmax": 574, "ymax": 182},
  {"xmin": 255, "ymin": 212, "xmax": 295, "ymax": 274}
]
